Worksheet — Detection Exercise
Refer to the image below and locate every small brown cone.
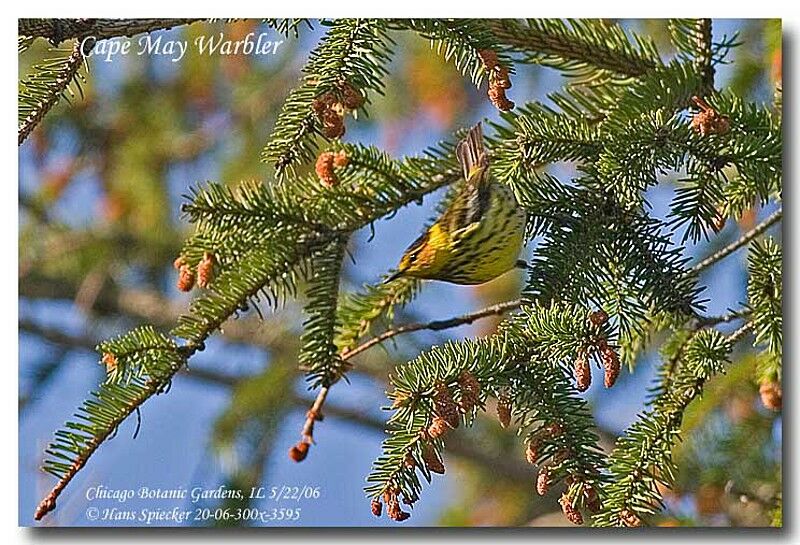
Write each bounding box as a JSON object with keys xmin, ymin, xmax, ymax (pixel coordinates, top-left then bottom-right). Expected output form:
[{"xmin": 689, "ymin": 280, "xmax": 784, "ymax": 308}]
[
  {"xmin": 559, "ymin": 494, "xmax": 584, "ymax": 525},
  {"xmin": 602, "ymin": 345, "xmax": 621, "ymax": 388},
  {"xmin": 177, "ymin": 264, "xmax": 195, "ymax": 292},
  {"xmin": 433, "ymin": 382, "xmax": 460, "ymax": 429},
  {"xmin": 371, "ymin": 499, "xmax": 382, "ymax": 517},
  {"xmin": 422, "ymin": 442, "xmax": 445, "ymax": 474},
  {"xmin": 497, "ymin": 392, "xmax": 512, "ymax": 428},
  {"xmin": 404, "ymin": 452, "xmax": 416, "ymax": 469},
  {"xmin": 333, "ymin": 150, "xmax": 349, "ymax": 168},
  {"xmin": 387, "ymin": 498, "xmax": 410, "ymax": 522},
  {"xmin": 488, "ymin": 85, "xmax": 514, "ymax": 111},
  {"xmin": 173, "ymin": 256, "xmax": 186, "ymax": 270},
  {"xmin": 457, "ymin": 370, "xmax": 481, "ymax": 412},
  {"xmin": 312, "ymin": 93, "xmax": 336, "ymax": 114},
  {"xmin": 321, "ymin": 109, "xmax": 345, "ymax": 138},
  {"xmin": 525, "ymin": 439, "xmax": 540, "ymax": 465},
  {"xmin": 620, "ymin": 508, "xmax": 642, "ymax": 527},
  {"xmin": 427, "ymin": 416, "xmax": 450, "ymax": 439},
  {"xmin": 575, "ymin": 354, "xmax": 591, "ymax": 392},
  {"xmin": 584, "ymin": 485, "xmax": 602, "ymax": 513},
  {"xmin": 690, "ymin": 96, "xmax": 731, "ymax": 136},
  {"xmin": 288, "ymin": 441, "xmax": 309, "ymax": 462},
  {"xmin": 760, "ymin": 380, "xmax": 782, "ymax": 411},
  {"xmin": 478, "ymin": 49, "xmax": 499, "ymax": 69},
  {"xmin": 340, "ymin": 82, "xmax": 365, "ymax": 110},
  {"xmin": 101, "ymin": 352, "xmax": 117, "ymax": 373},
  {"xmin": 197, "ymin": 252, "xmax": 215, "ymax": 288},
  {"xmin": 546, "ymin": 421, "xmax": 564, "ymax": 437},
  {"xmin": 589, "ymin": 309, "xmax": 608, "ymax": 326},
  {"xmin": 315, "ymin": 151, "xmax": 337, "ymax": 187},
  {"xmin": 536, "ymin": 467, "xmax": 551, "ymax": 496}
]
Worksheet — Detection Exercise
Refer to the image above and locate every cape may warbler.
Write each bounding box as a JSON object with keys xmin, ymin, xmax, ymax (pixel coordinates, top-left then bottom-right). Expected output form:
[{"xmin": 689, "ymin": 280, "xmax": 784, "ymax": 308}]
[{"xmin": 388, "ymin": 123, "xmax": 526, "ymax": 284}]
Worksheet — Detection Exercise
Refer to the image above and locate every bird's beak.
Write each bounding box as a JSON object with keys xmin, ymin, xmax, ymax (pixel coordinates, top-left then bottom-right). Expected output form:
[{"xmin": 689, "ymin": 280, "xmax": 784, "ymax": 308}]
[{"xmin": 385, "ymin": 271, "xmax": 402, "ymax": 283}]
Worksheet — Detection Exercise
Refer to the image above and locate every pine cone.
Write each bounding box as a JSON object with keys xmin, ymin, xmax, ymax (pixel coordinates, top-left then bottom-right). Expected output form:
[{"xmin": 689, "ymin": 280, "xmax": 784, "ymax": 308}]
[
  {"xmin": 288, "ymin": 441, "xmax": 309, "ymax": 462},
  {"xmin": 559, "ymin": 495, "xmax": 584, "ymax": 525},
  {"xmin": 574, "ymin": 354, "xmax": 591, "ymax": 392},
  {"xmin": 433, "ymin": 382, "xmax": 460, "ymax": 429},
  {"xmin": 370, "ymin": 499, "xmax": 382, "ymax": 517},
  {"xmin": 601, "ymin": 344, "xmax": 621, "ymax": 388},
  {"xmin": 759, "ymin": 380, "xmax": 782, "ymax": 411},
  {"xmin": 320, "ymin": 108, "xmax": 345, "ymax": 139},
  {"xmin": 589, "ymin": 309, "xmax": 608, "ymax": 326},
  {"xmin": 422, "ymin": 442, "xmax": 445, "ymax": 474},
  {"xmin": 620, "ymin": 508, "xmax": 642, "ymax": 527},
  {"xmin": 177, "ymin": 264, "xmax": 195, "ymax": 292},
  {"xmin": 197, "ymin": 251, "xmax": 215, "ymax": 288},
  {"xmin": 690, "ymin": 96, "xmax": 731, "ymax": 136},
  {"xmin": 488, "ymin": 85, "xmax": 514, "ymax": 111},
  {"xmin": 546, "ymin": 421, "xmax": 564, "ymax": 437},
  {"xmin": 340, "ymin": 82, "xmax": 365, "ymax": 110},
  {"xmin": 427, "ymin": 416, "xmax": 451, "ymax": 439},
  {"xmin": 315, "ymin": 151, "xmax": 337, "ymax": 187},
  {"xmin": 497, "ymin": 392, "xmax": 512, "ymax": 428},
  {"xmin": 332, "ymin": 149, "xmax": 349, "ymax": 168},
  {"xmin": 312, "ymin": 93, "xmax": 336, "ymax": 114},
  {"xmin": 457, "ymin": 370, "xmax": 481, "ymax": 412},
  {"xmin": 525, "ymin": 439, "xmax": 540, "ymax": 465},
  {"xmin": 584, "ymin": 485, "xmax": 602, "ymax": 513},
  {"xmin": 478, "ymin": 49, "xmax": 499, "ymax": 69},
  {"xmin": 404, "ymin": 452, "xmax": 416, "ymax": 468},
  {"xmin": 101, "ymin": 352, "xmax": 117, "ymax": 373},
  {"xmin": 536, "ymin": 467, "xmax": 551, "ymax": 496},
  {"xmin": 494, "ymin": 65, "xmax": 512, "ymax": 89},
  {"xmin": 387, "ymin": 499, "xmax": 410, "ymax": 522}
]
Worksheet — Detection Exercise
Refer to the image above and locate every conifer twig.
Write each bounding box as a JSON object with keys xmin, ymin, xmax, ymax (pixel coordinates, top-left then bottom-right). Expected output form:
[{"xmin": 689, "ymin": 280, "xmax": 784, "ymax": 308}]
[
  {"xmin": 18, "ymin": 40, "xmax": 87, "ymax": 145},
  {"xmin": 298, "ymin": 298, "xmax": 523, "ymax": 449},
  {"xmin": 342, "ymin": 298, "xmax": 523, "ymax": 360},
  {"xmin": 18, "ymin": 18, "xmax": 203, "ymax": 44},
  {"xmin": 691, "ymin": 208, "xmax": 782, "ymax": 274},
  {"xmin": 487, "ymin": 19, "xmax": 658, "ymax": 77},
  {"xmin": 695, "ymin": 19, "xmax": 715, "ymax": 95}
]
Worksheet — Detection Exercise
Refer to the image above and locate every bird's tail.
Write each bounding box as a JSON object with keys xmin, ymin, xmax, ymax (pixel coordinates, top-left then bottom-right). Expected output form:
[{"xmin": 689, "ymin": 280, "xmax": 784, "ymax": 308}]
[{"xmin": 456, "ymin": 122, "xmax": 488, "ymax": 183}]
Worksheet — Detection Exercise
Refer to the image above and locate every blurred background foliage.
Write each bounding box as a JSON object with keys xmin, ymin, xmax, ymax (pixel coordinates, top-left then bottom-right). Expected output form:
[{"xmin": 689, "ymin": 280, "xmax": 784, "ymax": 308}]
[{"xmin": 19, "ymin": 19, "xmax": 780, "ymax": 526}]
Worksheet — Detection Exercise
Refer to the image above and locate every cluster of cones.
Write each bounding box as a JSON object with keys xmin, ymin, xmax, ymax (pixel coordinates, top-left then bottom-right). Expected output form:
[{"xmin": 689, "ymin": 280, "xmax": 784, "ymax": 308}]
[
  {"xmin": 478, "ymin": 49, "xmax": 514, "ymax": 111},
  {"xmin": 574, "ymin": 310, "xmax": 620, "ymax": 392},
  {"xmin": 174, "ymin": 251, "xmax": 216, "ymax": 292},
  {"xmin": 371, "ymin": 370, "xmax": 483, "ymax": 522},
  {"xmin": 311, "ymin": 81, "xmax": 365, "ymax": 139},
  {"xmin": 314, "ymin": 149, "xmax": 349, "ymax": 187}
]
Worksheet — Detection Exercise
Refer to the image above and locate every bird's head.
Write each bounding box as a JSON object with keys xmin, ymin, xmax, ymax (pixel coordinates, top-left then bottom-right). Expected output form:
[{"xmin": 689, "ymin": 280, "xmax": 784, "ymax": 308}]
[{"xmin": 386, "ymin": 225, "xmax": 449, "ymax": 282}]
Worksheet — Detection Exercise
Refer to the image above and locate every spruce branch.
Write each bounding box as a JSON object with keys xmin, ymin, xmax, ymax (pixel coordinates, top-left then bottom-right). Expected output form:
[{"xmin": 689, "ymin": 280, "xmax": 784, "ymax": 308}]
[
  {"xmin": 669, "ymin": 19, "xmax": 715, "ymax": 95},
  {"xmin": 366, "ymin": 304, "xmax": 611, "ymax": 521},
  {"xmin": 388, "ymin": 19, "xmax": 515, "ymax": 88},
  {"xmin": 747, "ymin": 238, "xmax": 782, "ymax": 384},
  {"xmin": 262, "ymin": 19, "xmax": 395, "ymax": 176},
  {"xmin": 488, "ymin": 19, "xmax": 661, "ymax": 80},
  {"xmin": 343, "ymin": 299, "xmax": 523, "ymax": 361},
  {"xmin": 594, "ymin": 329, "xmax": 732, "ymax": 527},
  {"xmin": 35, "ymin": 327, "xmax": 185, "ymax": 520},
  {"xmin": 304, "ymin": 297, "xmax": 521, "ymax": 454},
  {"xmin": 18, "ymin": 40, "xmax": 88, "ymax": 145},
  {"xmin": 690, "ymin": 208, "xmax": 782, "ymax": 274},
  {"xmin": 18, "ymin": 18, "xmax": 203, "ymax": 44}
]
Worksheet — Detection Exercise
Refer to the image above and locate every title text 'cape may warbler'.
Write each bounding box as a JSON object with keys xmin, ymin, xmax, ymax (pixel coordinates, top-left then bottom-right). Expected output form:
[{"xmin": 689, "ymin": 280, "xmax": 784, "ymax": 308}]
[{"xmin": 388, "ymin": 123, "xmax": 526, "ymax": 285}]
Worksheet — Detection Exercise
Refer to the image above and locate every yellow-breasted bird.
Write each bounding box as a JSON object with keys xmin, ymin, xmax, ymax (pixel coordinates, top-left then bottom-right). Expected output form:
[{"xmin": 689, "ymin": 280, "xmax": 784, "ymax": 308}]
[{"xmin": 387, "ymin": 123, "xmax": 526, "ymax": 285}]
